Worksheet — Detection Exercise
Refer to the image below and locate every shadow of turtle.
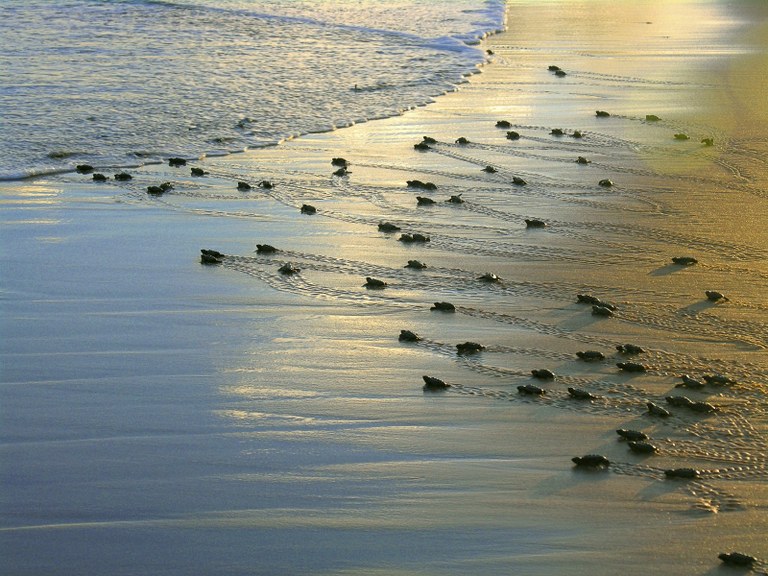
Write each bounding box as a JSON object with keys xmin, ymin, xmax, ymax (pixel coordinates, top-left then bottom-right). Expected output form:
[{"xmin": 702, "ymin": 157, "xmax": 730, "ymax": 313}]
[{"xmin": 650, "ymin": 264, "xmax": 688, "ymax": 277}]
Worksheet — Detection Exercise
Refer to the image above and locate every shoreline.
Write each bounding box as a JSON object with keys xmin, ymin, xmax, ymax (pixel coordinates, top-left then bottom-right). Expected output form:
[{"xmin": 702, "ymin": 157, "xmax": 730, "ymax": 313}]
[
  {"xmin": 2, "ymin": 1, "xmax": 767, "ymax": 574},
  {"xmin": 0, "ymin": 0, "xmax": 506, "ymax": 183}
]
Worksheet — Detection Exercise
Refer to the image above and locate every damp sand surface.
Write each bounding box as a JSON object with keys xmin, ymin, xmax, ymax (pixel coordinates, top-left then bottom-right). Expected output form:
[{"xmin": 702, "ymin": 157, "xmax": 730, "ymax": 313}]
[{"xmin": 2, "ymin": 1, "xmax": 768, "ymax": 575}]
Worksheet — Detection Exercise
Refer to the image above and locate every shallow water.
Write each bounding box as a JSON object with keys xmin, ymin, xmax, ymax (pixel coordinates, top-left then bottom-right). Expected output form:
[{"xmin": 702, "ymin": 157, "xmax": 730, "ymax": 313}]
[
  {"xmin": 2, "ymin": 1, "xmax": 768, "ymax": 575},
  {"xmin": 0, "ymin": 0, "xmax": 503, "ymax": 180}
]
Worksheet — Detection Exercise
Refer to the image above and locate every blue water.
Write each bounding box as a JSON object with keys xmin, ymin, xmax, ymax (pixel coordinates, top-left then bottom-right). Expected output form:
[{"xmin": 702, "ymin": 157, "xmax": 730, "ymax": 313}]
[{"xmin": 0, "ymin": 0, "xmax": 505, "ymax": 180}]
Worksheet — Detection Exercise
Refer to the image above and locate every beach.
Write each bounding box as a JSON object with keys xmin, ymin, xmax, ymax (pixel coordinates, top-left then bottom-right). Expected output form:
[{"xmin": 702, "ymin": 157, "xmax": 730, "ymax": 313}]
[{"xmin": 2, "ymin": 1, "xmax": 767, "ymax": 574}]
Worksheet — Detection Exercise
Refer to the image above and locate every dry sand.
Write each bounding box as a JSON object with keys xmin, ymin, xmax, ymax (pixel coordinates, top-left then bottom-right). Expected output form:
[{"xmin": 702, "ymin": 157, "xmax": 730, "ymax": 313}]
[{"xmin": 2, "ymin": 1, "xmax": 767, "ymax": 574}]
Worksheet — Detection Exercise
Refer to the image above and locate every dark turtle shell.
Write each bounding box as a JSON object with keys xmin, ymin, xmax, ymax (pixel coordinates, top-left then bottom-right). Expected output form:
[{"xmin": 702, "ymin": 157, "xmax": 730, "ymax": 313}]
[
  {"xmin": 576, "ymin": 351, "xmax": 605, "ymax": 362},
  {"xmin": 567, "ymin": 387, "xmax": 599, "ymax": 400},
  {"xmin": 422, "ymin": 375, "xmax": 449, "ymax": 391},
  {"xmin": 616, "ymin": 429, "xmax": 648, "ymax": 441},
  {"xmin": 617, "ymin": 362, "xmax": 646, "ymax": 372},
  {"xmin": 398, "ymin": 330, "xmax": 421, "ymax": 342},
  {"xmin": 364, "ymin": 277, "xmax": 387, "ymax": 289},
  {"xmin": 456, "ymin": 342, "xmax": 485, "ymax": 355},
  {"xmin": 378, "ymin": 222, "xmax": 401, "ymax": 232},
  {"xmin": 517, "ymin": 384, "xmax": 545, "ymax": 395},
  {"xmin": 628, "ymin": 441, "xmax": 657, "ymax": 454},
  {"xmin": 300, "ymin": 204, "xmax": 317, "ymax": 215},
  {"xmin": 572, "ymin": 455, "xmax": 610, "ymax": 468},
  {"xmin": 647, "ymin": 402, "xmax": 671, "ymax": 418},
  {"xmin": 664, "ymin": 468, "xmax": 699, "ymax": 479},
  {"xmin": 718, "ymin": 552, "xmax": 756, "ymax": 567}
]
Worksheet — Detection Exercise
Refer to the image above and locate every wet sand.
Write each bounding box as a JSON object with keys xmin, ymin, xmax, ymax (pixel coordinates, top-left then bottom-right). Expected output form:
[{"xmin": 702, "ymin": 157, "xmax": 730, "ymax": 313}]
[{"xmin": 2, "ymin": 1, "xmax": 767, "ymax": 574}]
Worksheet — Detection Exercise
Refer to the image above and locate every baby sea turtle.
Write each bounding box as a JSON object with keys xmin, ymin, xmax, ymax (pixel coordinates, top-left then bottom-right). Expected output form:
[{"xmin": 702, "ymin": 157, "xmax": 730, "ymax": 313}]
[
  {"xmin": 512, "ymin": 176, "xmax": 527, "ymax": 185},
  {"xmin": 576, "ymin": 156, "xmax": 591, "ymax": 164},
  {"xmin": 577, "ymin": 295, "xmax": 617, "ymax": 310},
  {"xmin": 592, "ymin": 305, "xmax": 614, "ymax": 317},
  {"xmin": 627, "ymin": 441, "xmax": 657, "ymax": 454},
  {"xmin": 702, "ymin": 373, "xmax": 735, "ymax": 386},
  {"xmin": 531, "ymin": 369, "xmax": 555, "ymax": 380},
  {"xmin": 598, "ymin": 179, "xmax": 613, "ymax": 187},
  {"xmin": 664, "ymin": 468, "xmax": 699, "ymax": 479},
  {"xmin": 407, "ymin": 180, "xmax": 437, "ymax": 190},
  {"xmin": 168, "ymin": 157, "xmax": 187, "ymax": 167},
  {"xmin": 477, "ymin": 272, "xmax": 501, "ymax": 283},
  {"xmin": 422, "ymin": 136, "xmax": 437, "ymax": 144},
  {"xmin": 676, "ymin": 375, "xmax": 705, "ymax": 389},
  {"xmin": 332, "ymin": 167, "xmax": 348, "ymax": 177},
  {"xmin": 518, "ymin": 384, "xmax": 545, "ymax": 395},
  {"xmin": 331, "ymin": 157, "xmax": 348, "ymax": 167},
  {"xmin": 550, "ymin": 128, "xmax": 565, "ymax": 136},
  {"xmin": 258, "ymin": 180, "xmax": 273, "ymax": 189},
  {"xmin": 147, "ymin": 185, "xmax": 165, "ymax": 196},
  {"xmin": 414, "ymin": 141, "xmax": 431, "ymax": 151},
  {"xmin": 645, "ymin": 114, "xmax": 661, "ymax": 121},
  {"xmin": 595, "ymin": 110, "xmax": 611, "ymax": 118},
  {"xmin": 616, "ymin": 344, "xmax": 644, "ymax": 354},
  {"xmin": 447, "ymin": 194, "xmax": 464, "ymax": 204},
  {"xmin": 701, "ymin": 138, "xmax": 714, "ymax": 146},
  {"xmin": 616, "ymin": 429, "xmax": 648, "ymax": 441},
  {"xmin": 364, "ymin": 277, "xmax": 387, "ymax": 289},
  {"xmin": 705, "ymin": 290, "xmax": 728, "ymax": 302},
  {"xmin": 577, "ymin": 294, "xmax": 600, "ymax": 305},
  {"xmin": 76, "ymin": 164, "xmax": 94, "ymax": 173},
  {"xmin": 423, "ymin": 375, "xmax": 449, "ymax": 391},
  {"xmin": 398, "ymin": 233, "xmax": 430, "ymax": 243},
  {"xmin": 456, "ymin": 342, "xmax": 485, "ymax": 355},
  {"xmin": 114, "ymin": 172, "xmax": 132, "ymax": 181},
  {"xmin": 200, "ymin": 249, "xmax": 224, "ymax": 263},
  {"xmin": 554, "ymin": 70, "xmax": 567, "ymax": 77},
  {"xmin": 300, "ymin": 204, "xmax": 317, "ymax": 215},
  {"xmin": 674, "ymin": 399, "xmax": 712, "ymax": 413},
  {"xmin": 597, "ymin": 300, "xmax": 618, "ymax": 311},
  {"xmin": 576, "ymin": 351, "xmax": 605, "ymax": 362},
  {"xmin": 506, "ymin": 131, "xmax": 521, "ymax": 140},
  {"xmin": 666, "ymin": 395, "xmax": 694, "ymax": 408},
  {"xmin": 665, "ymin": 397, "xmax": 718, "ymax": 413},
  {"xmin": 571, "ymin": 130, "xmax": 583, "ymax": 139},
  {"xmin": 548, "ymin": 65, "xmax": 562, "ymax": 71},
  {"xmin": 617, "ymin": 362, "xmax": 646, "ymax": 373},
  {"xmin": 673, "ymin": 133, "xmax": 690, "ymax": 140},
  {"xmin": 378, "ymin": 222, "xmax": 401, "ymax": 232},
  {"xmin": 398, "ymin": 330, "xmax": 421, "ymax": 342},
  {"xmin": 190, "ymin": 167, "xmax": 208, "ymax": 176},
  {"xmin": 237, "ymin": 181, "xmax": 252, "ymax": 191},
  {"xmin": 416, "ymin": 196, "xmax": 436, "ymax": 206},
  {"xmin": 431, "ymin": 301, "xmax": 456, "ymax": 312},
  {"xmin": 256, "ymin": 244, "xmax": 278, "ymax": 254},
  {"xmin": 691, "ymin": 401, "xmax": 718, "ymax": 413},
  {"xmin": 572, "ymin": 455, "xmax": 610, "ymax": 468},
  {"xmin": 525, "ymin": 219, "xmax": 547, "ymax": 228},
  {"xmin": 455, "ymin": 137, "xmax": 470, "ymax": 145},
  {"xmin": 496, "ymin": 120, "xmax": 512, "ymax": 128},
  {"xmin": 404, "ymin": 260, "xmax": 427, "ymax": 269},
  {"xmin": 647, "ymin": 402, "xmax": 671, "ymax": 418},
  {"xmin": 718, "ymin": 552, "xmax": 756, "ymax": 567},
  {"xmin": 567, "ymin": 387, "xmax": 599, "ymax": 400},
  {"xmin": 92, "ymin": 173, "xmax": 107, "ymax": 182},
  {"xmin": 278, "ymin": 263, "xmax": 300, "ymax": 275},
  {"xmin": 483, "ymin": 165, "xmax": 497, "ymax": 173}
]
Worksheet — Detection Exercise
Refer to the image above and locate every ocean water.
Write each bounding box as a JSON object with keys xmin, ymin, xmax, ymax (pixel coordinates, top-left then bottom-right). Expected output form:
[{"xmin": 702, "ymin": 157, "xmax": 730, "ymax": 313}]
[
  {"xmin": 0, "ymin": 0, "xmax": 504, "ymax": 180},
  {"xmin": 2, "ymin": 1, "xmax": 768, "ymax": 574}
]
